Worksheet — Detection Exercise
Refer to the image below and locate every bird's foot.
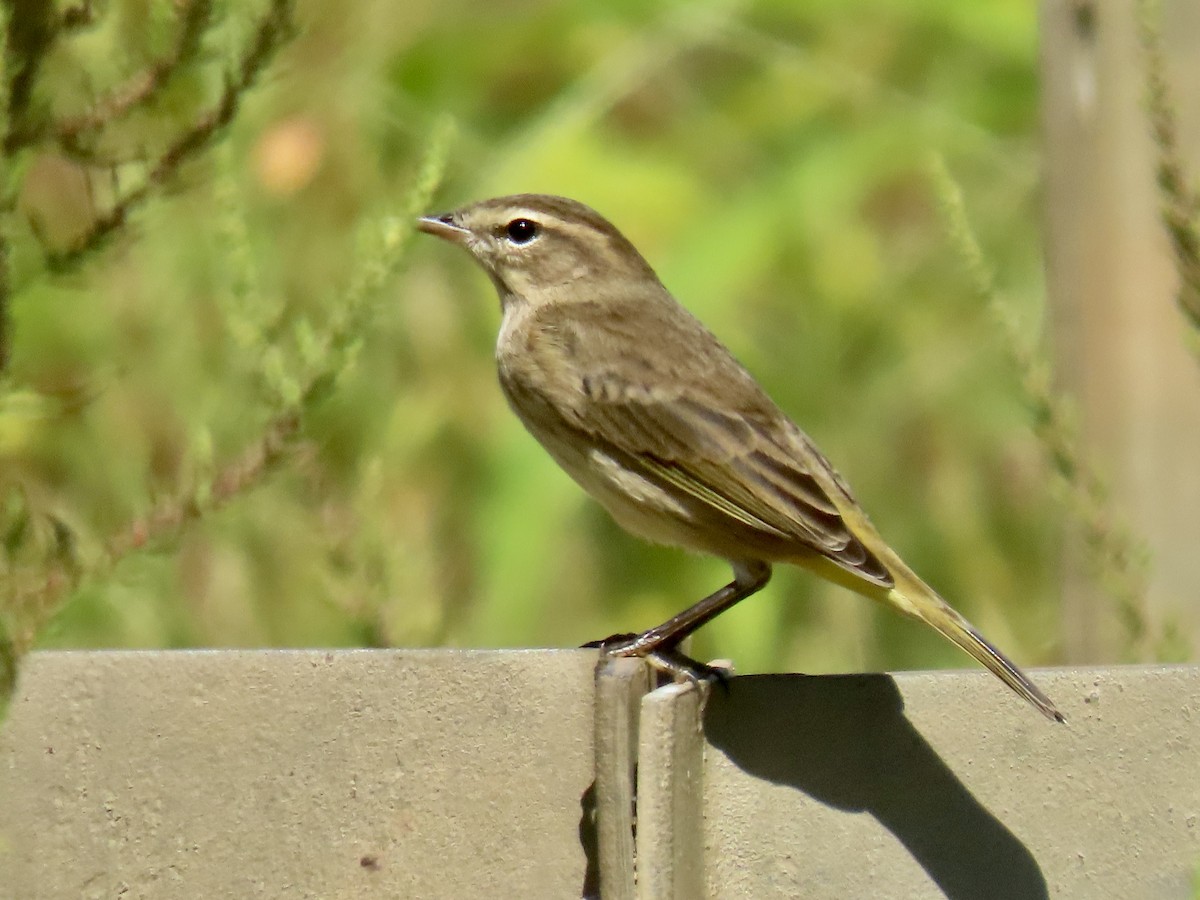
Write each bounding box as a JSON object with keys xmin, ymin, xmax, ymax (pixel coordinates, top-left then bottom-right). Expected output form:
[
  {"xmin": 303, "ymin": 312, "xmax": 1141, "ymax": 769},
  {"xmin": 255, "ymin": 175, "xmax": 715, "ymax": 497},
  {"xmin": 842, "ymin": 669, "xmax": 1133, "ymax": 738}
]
[{"xmin": 583, "ymin": 633, "xmax": 733, "ymax": 689}]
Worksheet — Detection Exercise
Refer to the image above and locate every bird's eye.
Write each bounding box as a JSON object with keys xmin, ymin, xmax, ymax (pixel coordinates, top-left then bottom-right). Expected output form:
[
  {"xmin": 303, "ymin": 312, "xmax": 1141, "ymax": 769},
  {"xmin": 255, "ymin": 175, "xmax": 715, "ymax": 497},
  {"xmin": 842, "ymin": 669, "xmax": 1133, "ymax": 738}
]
[{"xmin": 505, "ymin": 218, "xmax": 539, "ymax": 244}]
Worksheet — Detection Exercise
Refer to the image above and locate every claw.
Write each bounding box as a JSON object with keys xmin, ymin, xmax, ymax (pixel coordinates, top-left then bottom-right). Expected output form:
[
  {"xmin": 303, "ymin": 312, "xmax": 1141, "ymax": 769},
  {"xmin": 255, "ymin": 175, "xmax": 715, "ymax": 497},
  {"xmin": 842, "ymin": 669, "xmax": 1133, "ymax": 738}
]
[
  {"xmin": 580, "ymin": 633, "xmax": 637, "ymax": 650},
  {"xmin": 586, "ymin": 633, "xmax": 734, "ymax": 690}
]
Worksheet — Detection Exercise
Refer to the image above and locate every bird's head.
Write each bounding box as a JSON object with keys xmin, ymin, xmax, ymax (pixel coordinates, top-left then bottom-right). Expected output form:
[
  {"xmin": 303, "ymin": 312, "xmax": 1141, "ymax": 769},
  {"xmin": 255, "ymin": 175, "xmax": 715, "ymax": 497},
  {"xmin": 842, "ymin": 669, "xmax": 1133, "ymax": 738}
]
[{"xmin": 417, "ymin": 194, "xmax": 658, "ymax": 307}]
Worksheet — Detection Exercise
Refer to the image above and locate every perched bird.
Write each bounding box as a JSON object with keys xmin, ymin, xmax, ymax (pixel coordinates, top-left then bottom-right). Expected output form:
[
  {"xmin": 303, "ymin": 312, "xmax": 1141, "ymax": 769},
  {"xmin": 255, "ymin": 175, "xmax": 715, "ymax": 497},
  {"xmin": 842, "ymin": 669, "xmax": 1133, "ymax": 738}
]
[{"xmin": 417, "ymin": 194, "xmax": 1063, "ymax": 723}]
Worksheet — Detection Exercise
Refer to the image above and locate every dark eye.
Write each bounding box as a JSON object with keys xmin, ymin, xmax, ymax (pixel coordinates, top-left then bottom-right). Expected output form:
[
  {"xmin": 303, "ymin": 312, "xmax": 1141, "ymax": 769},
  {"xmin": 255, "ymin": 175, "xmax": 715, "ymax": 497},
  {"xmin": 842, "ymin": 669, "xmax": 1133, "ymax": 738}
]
[{"xmin": 505, "ymin": 218, "xmax": 539, "ymax": 244}]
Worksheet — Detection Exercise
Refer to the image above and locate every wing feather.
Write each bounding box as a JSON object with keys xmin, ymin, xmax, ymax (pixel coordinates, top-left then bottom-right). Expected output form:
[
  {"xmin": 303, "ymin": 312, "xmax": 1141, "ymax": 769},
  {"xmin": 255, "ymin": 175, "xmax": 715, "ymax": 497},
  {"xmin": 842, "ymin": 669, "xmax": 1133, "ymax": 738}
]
[{"xmin": 517, "ymin": 297, "xmax": 893, "ymax": 587}]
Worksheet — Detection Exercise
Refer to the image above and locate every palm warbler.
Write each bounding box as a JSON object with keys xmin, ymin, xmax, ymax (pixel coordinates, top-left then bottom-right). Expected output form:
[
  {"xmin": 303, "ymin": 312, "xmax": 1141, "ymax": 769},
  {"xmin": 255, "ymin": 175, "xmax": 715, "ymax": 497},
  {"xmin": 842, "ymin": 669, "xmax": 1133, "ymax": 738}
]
[{"xmin": 417, "ymin": 194, "xmax": 1063, "ymax": 723}]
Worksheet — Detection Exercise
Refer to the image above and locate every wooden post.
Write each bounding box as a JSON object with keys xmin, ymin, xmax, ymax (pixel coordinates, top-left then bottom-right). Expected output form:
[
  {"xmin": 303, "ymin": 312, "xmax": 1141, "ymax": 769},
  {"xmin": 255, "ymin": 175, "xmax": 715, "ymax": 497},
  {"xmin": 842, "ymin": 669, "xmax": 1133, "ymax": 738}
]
[{"xmin": 1041, "ymin": 0, "xmax": 1200, "ymax": 661}]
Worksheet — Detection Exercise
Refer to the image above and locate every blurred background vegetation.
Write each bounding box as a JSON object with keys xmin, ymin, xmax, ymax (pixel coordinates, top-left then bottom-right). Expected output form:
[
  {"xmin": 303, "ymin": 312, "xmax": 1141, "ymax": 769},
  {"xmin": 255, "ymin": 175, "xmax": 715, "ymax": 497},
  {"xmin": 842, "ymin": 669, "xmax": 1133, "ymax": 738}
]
[{"xmin": 2, "ymin": 0, "xmax": 1185, "ymax": 695}]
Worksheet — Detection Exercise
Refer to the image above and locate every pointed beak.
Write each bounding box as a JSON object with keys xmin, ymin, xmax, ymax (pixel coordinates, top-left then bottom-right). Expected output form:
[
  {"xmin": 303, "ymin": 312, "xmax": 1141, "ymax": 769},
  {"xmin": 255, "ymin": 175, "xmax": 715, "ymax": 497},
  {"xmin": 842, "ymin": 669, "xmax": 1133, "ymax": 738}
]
[{"xmin": 416, "ymin": 213, "xmax": 472, "ymax": 245}]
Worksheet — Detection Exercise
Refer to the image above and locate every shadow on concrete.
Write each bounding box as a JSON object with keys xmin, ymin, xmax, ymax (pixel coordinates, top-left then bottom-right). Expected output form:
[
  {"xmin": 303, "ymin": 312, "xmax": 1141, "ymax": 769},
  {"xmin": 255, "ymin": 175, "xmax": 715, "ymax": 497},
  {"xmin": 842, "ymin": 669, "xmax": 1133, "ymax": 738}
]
[
  {"xmin": 578, "ymin": 780, "xmax": 600, "ymax": 899},
  {"xmin": 703, "ymin": 673, "xmax": 1048, "ymax": 900}
]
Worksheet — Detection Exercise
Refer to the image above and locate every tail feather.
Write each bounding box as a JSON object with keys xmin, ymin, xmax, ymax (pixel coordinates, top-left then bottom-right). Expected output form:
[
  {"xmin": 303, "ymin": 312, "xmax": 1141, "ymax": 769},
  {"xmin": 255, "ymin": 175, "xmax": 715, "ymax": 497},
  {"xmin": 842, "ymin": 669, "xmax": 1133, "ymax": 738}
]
[{"xmin": 886, "ymin": 565, "xmax": 1065, "ymax": 724}]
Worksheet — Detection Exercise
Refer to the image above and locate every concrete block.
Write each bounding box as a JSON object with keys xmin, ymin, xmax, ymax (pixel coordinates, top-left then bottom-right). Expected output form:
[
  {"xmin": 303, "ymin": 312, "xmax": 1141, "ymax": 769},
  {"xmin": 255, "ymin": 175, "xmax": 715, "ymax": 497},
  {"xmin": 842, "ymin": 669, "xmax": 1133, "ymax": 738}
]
[
  {"xmin": 0, "ymin": 650, "xmax": 597, "ymax": 899},
  {"xmin": 2, "ymin": 652, "xmax": 1198, "ymax": 898}
]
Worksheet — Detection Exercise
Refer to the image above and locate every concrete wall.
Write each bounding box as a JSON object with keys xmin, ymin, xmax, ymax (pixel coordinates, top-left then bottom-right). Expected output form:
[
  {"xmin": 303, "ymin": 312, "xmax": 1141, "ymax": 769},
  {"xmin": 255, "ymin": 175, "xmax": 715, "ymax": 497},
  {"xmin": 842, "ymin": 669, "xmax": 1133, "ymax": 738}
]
[{"xmin": 1, "ymin": 651, "xmax": 1197, "ymax": 898}]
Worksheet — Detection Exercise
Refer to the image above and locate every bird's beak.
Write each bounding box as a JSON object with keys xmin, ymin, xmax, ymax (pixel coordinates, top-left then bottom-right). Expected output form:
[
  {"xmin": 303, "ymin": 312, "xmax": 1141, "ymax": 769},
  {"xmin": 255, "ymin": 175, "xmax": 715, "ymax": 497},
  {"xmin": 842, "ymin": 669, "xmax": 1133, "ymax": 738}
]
[{"xmin": 416, "ymin": 213, "xmax": 472, "ymax": 245}]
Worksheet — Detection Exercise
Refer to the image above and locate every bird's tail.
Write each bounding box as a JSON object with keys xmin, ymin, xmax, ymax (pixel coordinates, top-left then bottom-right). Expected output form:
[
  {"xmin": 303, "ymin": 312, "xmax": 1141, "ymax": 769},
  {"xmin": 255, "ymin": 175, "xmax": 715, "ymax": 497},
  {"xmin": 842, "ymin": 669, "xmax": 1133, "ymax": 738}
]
[{"xmin": 883, "ymin": 558, "xmax": 1064, "ymax": 723}]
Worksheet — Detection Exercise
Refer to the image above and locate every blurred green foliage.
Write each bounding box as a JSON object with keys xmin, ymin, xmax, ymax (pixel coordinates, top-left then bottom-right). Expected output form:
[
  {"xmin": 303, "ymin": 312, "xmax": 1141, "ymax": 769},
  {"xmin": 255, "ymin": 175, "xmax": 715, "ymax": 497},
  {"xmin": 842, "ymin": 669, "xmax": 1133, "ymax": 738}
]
[{"xmin": 2, "ymin": 0, "xmax": 1075, "ymax": 680}]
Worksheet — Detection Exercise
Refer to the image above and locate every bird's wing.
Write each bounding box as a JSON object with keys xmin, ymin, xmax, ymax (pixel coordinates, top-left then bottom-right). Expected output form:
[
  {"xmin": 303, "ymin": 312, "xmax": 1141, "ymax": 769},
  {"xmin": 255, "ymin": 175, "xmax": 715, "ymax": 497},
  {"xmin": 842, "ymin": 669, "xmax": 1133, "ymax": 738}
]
[{"xmin": 537, "ymin": 298, "xmax": 892, "ymax": 587}]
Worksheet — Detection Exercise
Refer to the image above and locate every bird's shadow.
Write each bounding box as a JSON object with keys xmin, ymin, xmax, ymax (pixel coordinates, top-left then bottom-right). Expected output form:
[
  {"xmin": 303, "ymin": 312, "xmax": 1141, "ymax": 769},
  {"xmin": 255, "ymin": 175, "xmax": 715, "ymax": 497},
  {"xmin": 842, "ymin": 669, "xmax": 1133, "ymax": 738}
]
[{"xmin": 702, "ymin": 673, "xmax": 1048, "ymax": 899}]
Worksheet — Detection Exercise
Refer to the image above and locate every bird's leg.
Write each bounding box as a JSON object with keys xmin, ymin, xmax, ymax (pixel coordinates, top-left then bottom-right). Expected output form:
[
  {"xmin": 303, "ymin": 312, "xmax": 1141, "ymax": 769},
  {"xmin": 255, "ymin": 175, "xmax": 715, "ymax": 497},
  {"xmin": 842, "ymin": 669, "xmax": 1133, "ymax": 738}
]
[{"xmin": 584, "ymin": 561, "xmax": 772, "ymax": 664}]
